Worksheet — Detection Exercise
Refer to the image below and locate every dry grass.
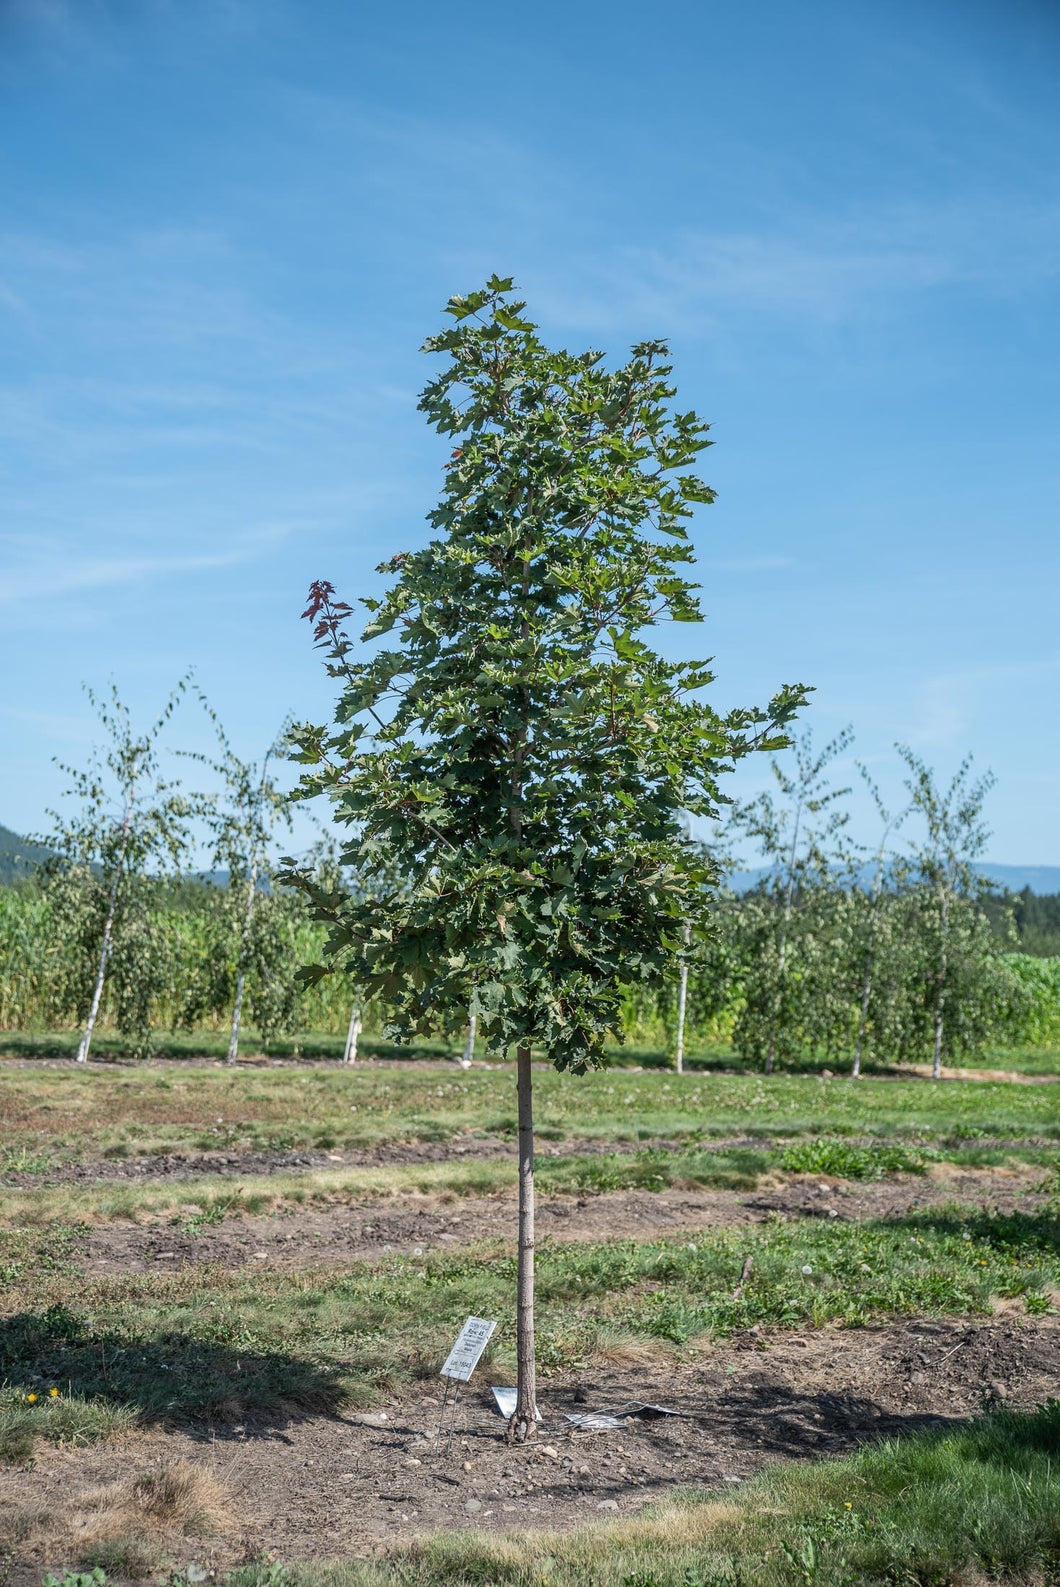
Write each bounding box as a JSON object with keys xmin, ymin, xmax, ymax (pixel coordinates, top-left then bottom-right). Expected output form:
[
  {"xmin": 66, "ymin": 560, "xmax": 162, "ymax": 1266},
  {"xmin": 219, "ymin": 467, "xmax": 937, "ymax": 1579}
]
[
  {"xmin": 926, "ymin": 1159, "xmax": 1042, "ymax": 1183},
  {"xmin": 0, "ymin": 1458, "xmax": 233, "ymax": 1578},
  {"xmin": 584, "ymin": 1326, "xmax": 672, "ymax": 1370},
  {"xmin": 0, "ymin": 1157, "xmax": 519, "ymax": 1229}
]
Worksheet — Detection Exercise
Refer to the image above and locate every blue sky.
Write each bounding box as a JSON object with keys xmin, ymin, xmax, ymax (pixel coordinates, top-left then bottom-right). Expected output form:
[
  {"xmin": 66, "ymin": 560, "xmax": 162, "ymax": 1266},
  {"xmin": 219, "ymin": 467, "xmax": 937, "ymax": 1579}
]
[{"xmin": 2, "ymin": 0, "xmax": 1058, "ymax": 864}]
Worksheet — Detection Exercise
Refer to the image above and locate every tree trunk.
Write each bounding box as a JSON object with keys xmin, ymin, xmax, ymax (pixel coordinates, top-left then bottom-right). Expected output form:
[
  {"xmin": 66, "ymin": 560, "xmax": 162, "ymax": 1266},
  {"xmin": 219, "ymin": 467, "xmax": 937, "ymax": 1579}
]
[
  {"xmin": 852, "ymin": 828, "xmax": 890, "ymax": 1079},
  {"xmin": 765, "ymin": 798, "xmax": 803, "ymax": 1075},
  {"xmin": 457, "ymin": 1011, "xmax": 476, "ymax": 1069},
  {"xmin": 674, "ymin": 923, "xmax": 690, "ymax": 1074},
  {"xmin": 76, "ymin": 895, "xmax": 117, "ymax": 1065},
  {"xmin": 343, "ymin": 1004, "xmax": 362, "ymax": 1065},
  {"xmin": 932, "ymin": 893, "xmax": 948, "ymax": 1081},
  {"xmin": 227, "ymin": 862, "xmax": 258, "ymax": 1064},
  {"xmin": 852, "ymin": 945, "xmax": 874, "ymax": 1079},
  {"xmin": 764, "ymin": 925, "xmax": 788, "ymax": 1077},
  {"xmin": 76, "ymin": 802, "xmax": 133, "ymax": 1065},
  {"xmin": 508, "ymin": 1042, "xmax": 538, "ymax": 1442},
  {"xmin": 932, "ymin": 998, "xmax": 945, "ymax": 1081}
]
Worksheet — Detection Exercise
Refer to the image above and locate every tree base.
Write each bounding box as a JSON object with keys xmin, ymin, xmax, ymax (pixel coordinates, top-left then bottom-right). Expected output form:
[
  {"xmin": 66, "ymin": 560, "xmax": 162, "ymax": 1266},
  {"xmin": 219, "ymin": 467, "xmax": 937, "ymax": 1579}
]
[{"xmin": 506, "ymin": 1412, "xmax": 538, "ymax": 1445}]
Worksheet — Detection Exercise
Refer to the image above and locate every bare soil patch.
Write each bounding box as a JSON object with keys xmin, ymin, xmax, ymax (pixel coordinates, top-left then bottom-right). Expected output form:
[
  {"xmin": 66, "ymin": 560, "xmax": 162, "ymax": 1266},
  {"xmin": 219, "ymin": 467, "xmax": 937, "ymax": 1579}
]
[
  {"xmin": 3, "ymin": 1316, "xmax": 1057, "ymax": 1582},
  {"xmin": 0, "ymin": 1133, "xmax": 757, "ymax": 1191},
  {"xmin": 77, "ymin": 1165, "xmax": 1047, "ymax": 1275},
  {"xmin": 892, "ymin": 1063, "xmax": 1059, "ymax": 1084}
]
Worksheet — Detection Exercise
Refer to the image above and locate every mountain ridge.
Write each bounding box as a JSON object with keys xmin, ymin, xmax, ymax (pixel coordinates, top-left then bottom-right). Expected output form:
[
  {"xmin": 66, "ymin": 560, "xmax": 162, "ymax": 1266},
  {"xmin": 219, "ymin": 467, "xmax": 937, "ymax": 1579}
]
[{"xmin": 3, "ymin": 822, "xmax": 1060, "ymax": 897}]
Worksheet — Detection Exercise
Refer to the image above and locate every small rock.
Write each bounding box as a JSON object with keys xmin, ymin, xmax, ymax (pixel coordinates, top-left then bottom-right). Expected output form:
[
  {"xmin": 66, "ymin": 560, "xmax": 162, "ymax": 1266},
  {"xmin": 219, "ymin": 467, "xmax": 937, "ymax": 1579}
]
[
  {"xmin": 464, "ymin": 1498, "xmax": 483, "ymax": 1513},
  {"xmin": 541, "ymin": 1445, "xmax": 559, "ymax": 1459},
  {"xmin": 463, "ymin": 1460, "xmax": 473, "ymax": 1472},
  {"xmin": 252, "ymin": 1252, "xmax": 268, "ymax": 1260},
  {"xmin": 988, "ymin": 1381, "xmax": 1008, "ymax": 1399},
  {"xmin": 578, "ymin": 1464, "xmax": 591, "ymax": 1475},
  {"xmin": 404, "ymin": 1457, "xmax": 421, "ymax": 1466},
  {"xmin": 596, "ymin": 1498, "xmax": 619, "ymax": 1510},
  {"xmin": 349, "ymin": 1411, "xmax": 388, "ymax": 1426}
]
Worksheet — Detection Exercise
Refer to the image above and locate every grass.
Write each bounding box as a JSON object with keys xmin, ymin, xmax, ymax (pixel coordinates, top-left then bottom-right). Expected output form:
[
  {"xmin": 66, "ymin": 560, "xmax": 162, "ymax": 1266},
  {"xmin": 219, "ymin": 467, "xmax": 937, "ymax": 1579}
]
[
  {"xmin": 0, "ymin": 1139, "xmax": 1053, "ymax": 1231},
  {"xmin": 4, "ymin": 1027, "xmax": 1057, "ymax": 1077},
  {"xmin": 1, "ymin": 1207, "xmax": 1056, "ymax": 1453},
  {"xmin": 10, "ymin": 1459, "xmax": 231, "ymax": 1580},
  {"xmin": 2, "ymin": 1061, "xmax": 1059, "ymax": 1169},
  {"xmin": 0, "ymin": 1147, "xmax": 775, "ymax": 1229},
  {"xmin": 0, "ymin": 1029, "xmax": 469, "ymax": 1063},
  {"xmin": 226, "ymin": 1400, "xmax": 1060, "ymax": 1585}
]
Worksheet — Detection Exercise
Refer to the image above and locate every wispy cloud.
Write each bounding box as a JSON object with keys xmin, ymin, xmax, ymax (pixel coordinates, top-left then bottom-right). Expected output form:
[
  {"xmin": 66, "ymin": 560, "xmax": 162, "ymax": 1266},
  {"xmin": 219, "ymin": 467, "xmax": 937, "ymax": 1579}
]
[
  {"xmin": 908, "ymin": 654, "xmax": 1060, "ymax": 749},
  {"xmin": 531, "ymin": 195, "xmax": 1060, "ymax": 336},
  {"xmin": 0, "ymin": 528, "xmax": 287, "ymax": 604}
]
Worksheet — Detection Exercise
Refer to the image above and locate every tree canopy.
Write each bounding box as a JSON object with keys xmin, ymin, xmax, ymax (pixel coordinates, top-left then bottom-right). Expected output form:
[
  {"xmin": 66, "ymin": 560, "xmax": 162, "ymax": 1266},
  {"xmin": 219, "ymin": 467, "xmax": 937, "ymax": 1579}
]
[{"xmin": 287, "ymin": 277, "xmax": 808, "ymax": 1069}]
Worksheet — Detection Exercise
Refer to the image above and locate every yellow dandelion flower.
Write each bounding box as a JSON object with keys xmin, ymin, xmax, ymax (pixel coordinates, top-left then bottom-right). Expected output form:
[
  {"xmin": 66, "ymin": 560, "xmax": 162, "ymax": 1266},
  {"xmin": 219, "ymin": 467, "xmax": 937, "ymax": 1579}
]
[
  {"xmin": 845, "ymin": 1502, "xmax": 852, "ymax": 1508},
  {"xmin": 26, "ymin": 1393, "xmax": 37, "ymax": 1403},
  {"xmin": 49, "ymin": 1387, "xmax": 59, "ymax": 1397}
]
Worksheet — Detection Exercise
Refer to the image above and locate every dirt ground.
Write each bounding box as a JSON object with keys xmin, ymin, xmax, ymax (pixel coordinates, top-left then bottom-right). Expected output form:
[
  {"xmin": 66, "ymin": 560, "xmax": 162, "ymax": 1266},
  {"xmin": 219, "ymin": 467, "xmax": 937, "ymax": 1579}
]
[
  {"xmin": 74, "ymin": 1162, "xmax": 1048, "ymax": 1275},
  {"xmin": 1, "ymin": 1157, "xmax": 1055, "ymax": 1581},
  {"xmin": 3, "ymin": 1315, "xmax": 1058, "ymax": 1583},
  {"xmin": 0, "ymin": 1133, "xmax": 739, "ymax": 1191}
]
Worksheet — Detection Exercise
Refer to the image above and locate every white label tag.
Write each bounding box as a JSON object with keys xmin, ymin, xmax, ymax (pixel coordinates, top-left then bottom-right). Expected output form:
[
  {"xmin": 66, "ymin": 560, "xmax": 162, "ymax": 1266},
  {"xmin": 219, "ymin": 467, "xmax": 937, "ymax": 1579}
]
[{"xmin": 440, "ymin": 1315, "xmax": 496, "ymax": 1382}]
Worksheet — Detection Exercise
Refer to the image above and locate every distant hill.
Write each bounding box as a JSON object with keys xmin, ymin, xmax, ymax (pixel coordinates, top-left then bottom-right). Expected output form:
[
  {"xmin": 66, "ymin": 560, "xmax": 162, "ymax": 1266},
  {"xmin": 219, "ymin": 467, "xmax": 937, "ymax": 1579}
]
[
  {"xmin": 0, "ymin": 823, "xmax": 245, "ymax": 889},
  {"xmin": 4, "ymin": 816, "xmax": 1060, "ymax": 899},
  {"xmin": 980, "ymin": 864, "xmax": 1060, "ymax": 895},
  {"xmin": 726, "ymin": 862, "xmax": 1060, "ymax": 896},
  {"xmin": 0, "ymin": 824, "xmax": 53, "ymax": 885}
]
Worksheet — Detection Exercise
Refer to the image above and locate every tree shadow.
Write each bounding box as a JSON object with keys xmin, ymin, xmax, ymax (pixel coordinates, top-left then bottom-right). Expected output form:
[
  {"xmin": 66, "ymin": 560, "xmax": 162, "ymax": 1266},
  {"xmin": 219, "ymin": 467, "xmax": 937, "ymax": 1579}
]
[
  {"xmin": 0, "ymin": 1302, "xmax": 348, "ymax": 1436},
  {"xmin": 900, "ymin": 1203, "xmax": 1060, "ymax": 1258}
]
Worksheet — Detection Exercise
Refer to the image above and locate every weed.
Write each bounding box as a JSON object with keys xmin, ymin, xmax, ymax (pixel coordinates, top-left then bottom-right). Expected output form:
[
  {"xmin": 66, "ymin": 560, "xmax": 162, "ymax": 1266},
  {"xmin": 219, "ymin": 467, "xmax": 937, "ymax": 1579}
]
[
  {"xmin": 0, "ymin": 1387, "xmax": 137, "ymax": 1464},
  {"xmin": 79, "ymin": 1535, "xmax": 160, "ymax": 1579},
  {"xmin": 0, "ymin": 1146, "xmax": 53, "ymax": 1175},
  {"xmin": 42, "ymin": 1571, "xmax": 109, "ymax": 1587},
  {"xmin": 777, "ymin": 1141, "xmax": 925, "ymax": 1181}
]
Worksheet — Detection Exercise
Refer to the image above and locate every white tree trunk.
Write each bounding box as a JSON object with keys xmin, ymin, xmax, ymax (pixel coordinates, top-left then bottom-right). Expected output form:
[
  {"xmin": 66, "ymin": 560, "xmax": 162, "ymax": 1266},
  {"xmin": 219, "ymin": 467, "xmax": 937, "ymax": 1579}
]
[
  {"xmin": 227, "ymin": 862, "xmax": 258, "ymax": 1064},
  {"xmin": 852, "ymin": 831, "xmax": 889, "ymax": 1079},
  {"xmin": 343, "ymin": 1005, "xmax": 362, "ymax": 1064},
  {"xmin": 932, "ymin": 894, "xmax": 948, "ymax": 1081},
  {"xmin": 766, "ymin": 797, "xmax": 803, "ymax": 1076},
  {"xmin": 76, "ymin": 802, "xmax": 133, "ymax": 1065},
  {"xmin": 852, "ymin": 949, "xmax": 873, "ymax": 1080},
  {"xmin": 508, "ymin": 1043, "xmax": 538, "ymax": 1442},
  {"xmin": 674, "ymin": 923, "xmax": 690, "ymax": 1074},
  {"xmin": 456, "ymin": 1011, "xmax": 476, "ymax": 1069},
  {"xmin": 76, "ymin": 906, "xmax": 116, "ymax": 1065}
]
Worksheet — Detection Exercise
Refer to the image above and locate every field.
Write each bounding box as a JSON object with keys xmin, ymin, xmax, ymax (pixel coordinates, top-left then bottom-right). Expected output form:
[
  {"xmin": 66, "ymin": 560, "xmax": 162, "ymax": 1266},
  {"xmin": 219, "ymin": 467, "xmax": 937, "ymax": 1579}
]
[{"xmin": 1, "ymin": 1052, "xmax": 1059, "ymax": 1586}]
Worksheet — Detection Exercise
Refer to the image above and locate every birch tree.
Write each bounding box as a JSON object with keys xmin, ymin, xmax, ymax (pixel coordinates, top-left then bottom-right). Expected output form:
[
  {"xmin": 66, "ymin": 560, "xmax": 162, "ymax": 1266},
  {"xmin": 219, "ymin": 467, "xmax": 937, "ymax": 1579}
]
[
  {"xmin": 189, "ymin": 709, "xmax": 292, "ymax": 1063},
  {"xmin": 40, "ymin": 681, "xmax": 190, "ymax": 1062},
  {"xmin": 733, "ymin": 727, "xmax": 853, "ymax": 1073},
  {"xmin": 898, "ymin": 746, "xmax": 994, "ymax": 1079},
  {"xmin": 850, "ymin": 767, "xmax": 907, "ymax": 1077},
  {"xmin": 285, "ymin": 278, "xmax": 807, "ymax": 1440}
]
